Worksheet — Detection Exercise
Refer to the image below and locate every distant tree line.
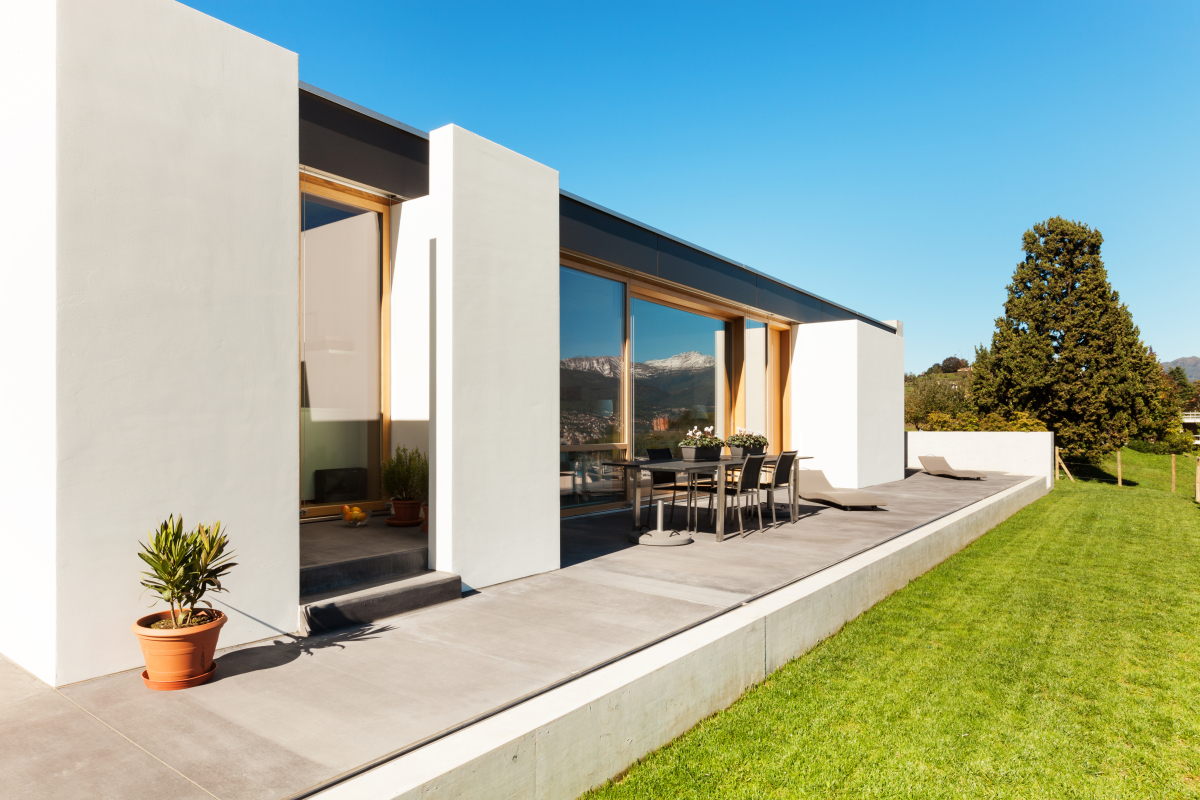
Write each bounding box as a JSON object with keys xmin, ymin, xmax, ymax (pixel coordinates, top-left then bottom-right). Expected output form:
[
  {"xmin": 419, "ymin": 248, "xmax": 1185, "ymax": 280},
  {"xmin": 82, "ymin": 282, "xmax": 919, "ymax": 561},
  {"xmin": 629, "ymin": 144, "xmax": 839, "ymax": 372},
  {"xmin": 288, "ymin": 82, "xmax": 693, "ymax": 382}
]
[{"xmin": 906, "ymin": 217, "xmax": 1193, "ymax": 460}]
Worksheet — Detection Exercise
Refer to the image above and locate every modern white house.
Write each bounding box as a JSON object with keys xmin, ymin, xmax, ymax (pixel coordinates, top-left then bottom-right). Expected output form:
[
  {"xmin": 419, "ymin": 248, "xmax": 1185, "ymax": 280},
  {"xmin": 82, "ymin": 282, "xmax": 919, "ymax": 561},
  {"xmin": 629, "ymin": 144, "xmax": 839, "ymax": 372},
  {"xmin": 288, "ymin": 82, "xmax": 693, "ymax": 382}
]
[{"xmin": 1, "ymin": 0, "xmax": 904, "ymax": 687}]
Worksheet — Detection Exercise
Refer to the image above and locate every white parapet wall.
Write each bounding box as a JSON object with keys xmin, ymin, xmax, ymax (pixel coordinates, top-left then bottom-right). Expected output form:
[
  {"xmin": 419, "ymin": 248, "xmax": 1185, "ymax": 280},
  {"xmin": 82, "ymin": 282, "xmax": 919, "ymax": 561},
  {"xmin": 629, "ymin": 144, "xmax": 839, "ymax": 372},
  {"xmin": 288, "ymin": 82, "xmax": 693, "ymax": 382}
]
[
  {"xmin": 790, "ymin": 320, "xmax": 905, "ymax": 488},
  {"xmin": 0, "ymin": 0, "xmax": 300, "ymax": 686},
  {"xmin": 314, "ymin": 475, "xmax": 1048, "ymax": 800},
  {"xmin": 907, "ymin": 431, "xmax": 1055, "ymax": 490},
  {"xmin": 427, "ymin": 125, "xmax": 561, "ymax": 590}
]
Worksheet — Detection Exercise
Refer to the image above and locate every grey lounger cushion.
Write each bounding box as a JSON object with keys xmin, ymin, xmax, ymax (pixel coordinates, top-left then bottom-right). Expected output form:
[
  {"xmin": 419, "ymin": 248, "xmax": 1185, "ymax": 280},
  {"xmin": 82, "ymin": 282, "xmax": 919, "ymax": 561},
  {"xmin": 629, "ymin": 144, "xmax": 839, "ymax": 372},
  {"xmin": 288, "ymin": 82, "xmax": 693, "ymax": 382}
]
[
  {"xmin": 918, "ymin": 455, "xmax": 986, "ymax": 480},
  {"xmin": 795, "ymin": 470, "xmax": 886, "ymax": 508}
]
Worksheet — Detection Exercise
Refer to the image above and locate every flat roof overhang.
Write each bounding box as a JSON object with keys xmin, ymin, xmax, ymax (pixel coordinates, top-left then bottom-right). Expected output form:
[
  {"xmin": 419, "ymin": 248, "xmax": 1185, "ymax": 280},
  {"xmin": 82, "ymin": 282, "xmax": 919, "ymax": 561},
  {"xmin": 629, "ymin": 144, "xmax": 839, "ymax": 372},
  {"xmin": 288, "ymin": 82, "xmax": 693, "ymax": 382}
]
[{"xmin": 299, "ymin": 83, "xmax": 894, "ymax": 333}]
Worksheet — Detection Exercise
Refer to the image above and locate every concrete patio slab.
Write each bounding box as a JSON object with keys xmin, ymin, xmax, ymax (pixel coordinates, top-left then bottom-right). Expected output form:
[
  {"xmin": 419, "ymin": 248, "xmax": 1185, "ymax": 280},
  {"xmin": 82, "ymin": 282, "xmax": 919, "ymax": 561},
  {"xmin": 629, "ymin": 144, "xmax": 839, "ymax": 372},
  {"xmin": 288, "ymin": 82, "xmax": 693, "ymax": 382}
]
[
  {"xmin": 5, "ymin": 470, "xmax": 1034, "ymax": 800},
  {"xmin": 0, "ymin": 657, "xmax": 212, "ymax": 800}
]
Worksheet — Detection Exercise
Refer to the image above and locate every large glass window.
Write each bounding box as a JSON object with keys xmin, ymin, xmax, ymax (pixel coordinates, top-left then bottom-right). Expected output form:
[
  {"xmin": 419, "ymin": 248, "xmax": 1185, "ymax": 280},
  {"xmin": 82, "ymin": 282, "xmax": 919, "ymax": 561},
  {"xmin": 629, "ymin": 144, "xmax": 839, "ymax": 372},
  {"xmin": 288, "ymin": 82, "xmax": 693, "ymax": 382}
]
[
  {"xmin": 301, "ymin": 192, "xmax": 382, "ymax": 510},
  {"xmin": 560, "ymin": 267, "xmax": 625, "ymax": 509},
  {"xmin": 744, "ymin": 320, "xmax": 769, "ymax": 437},
  {"xmin": 632, "ymin": 299, "xmax": 728, "ymax": 456}
]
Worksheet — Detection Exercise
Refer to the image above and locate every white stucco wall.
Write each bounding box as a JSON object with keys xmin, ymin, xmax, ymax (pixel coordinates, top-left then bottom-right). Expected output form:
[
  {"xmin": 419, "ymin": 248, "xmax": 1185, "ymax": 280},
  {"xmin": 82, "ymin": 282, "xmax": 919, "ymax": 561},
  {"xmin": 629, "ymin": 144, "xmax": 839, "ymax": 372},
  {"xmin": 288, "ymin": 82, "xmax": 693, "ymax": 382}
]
[
  {"xmin": 429, "ymin": 125, "xmax": 560, "ymax": 590},
  {"xmin": 0, "ymin": 2, "xmax": 59, "ymax": 685},
  {"xmin": 49, "ymin": 0, "xmax": 299, "ymax": 685},
  {"xmin": 907, "ymin": 431, "xmax": 1055, "ymax": 490},
  {"xmin": 391, "ymin": 197, "xmax": 432, "ymax": 458},
  {"xmin": 790, "ymin": 320, "xmax": 904, "ymax": 488}
]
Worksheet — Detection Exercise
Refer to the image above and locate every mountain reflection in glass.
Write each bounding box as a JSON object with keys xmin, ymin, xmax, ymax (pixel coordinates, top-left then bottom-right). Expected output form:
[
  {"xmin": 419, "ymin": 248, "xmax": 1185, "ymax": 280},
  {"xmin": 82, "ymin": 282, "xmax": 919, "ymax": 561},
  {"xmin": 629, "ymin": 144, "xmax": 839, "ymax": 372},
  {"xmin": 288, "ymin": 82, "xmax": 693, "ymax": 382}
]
[
  {"xmin": 559, "ymin": 267, "xmax": 624, "ymax": 447},
  {"xmin": 632, "ymin": 299, "xmax": 727, "ymax": 457},
  {"xmin": 559, "ymin": 267, "xmax": 625, "ymax": 510}
]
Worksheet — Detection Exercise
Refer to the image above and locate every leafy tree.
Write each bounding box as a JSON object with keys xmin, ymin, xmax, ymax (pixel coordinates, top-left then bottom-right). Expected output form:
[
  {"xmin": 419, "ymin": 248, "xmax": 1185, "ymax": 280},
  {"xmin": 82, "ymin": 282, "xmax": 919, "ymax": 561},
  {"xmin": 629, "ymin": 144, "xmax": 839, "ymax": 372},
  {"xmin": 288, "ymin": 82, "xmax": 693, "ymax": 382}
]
[
  {"xmin": 971, "ymin": 217, "xmax": 1175, "ymax": 462},
  {"xmin": 1166, "ymin": 366, "xmax": 1197, "ymax": 411},
  {"xmin": 941, "ymin": 356, "xmax": 969, "ymax": 373},
  {"xmin": 905, "ymin": 374, "xmax": 967, "ymax": 430}
]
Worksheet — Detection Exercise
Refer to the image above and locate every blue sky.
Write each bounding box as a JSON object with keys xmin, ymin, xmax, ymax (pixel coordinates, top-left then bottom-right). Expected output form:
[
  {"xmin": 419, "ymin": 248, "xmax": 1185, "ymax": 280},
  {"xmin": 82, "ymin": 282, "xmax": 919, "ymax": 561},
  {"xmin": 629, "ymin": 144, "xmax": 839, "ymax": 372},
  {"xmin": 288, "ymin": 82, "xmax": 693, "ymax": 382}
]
[{"xmin": 185, "ymin": 0, "xmax": 1199, "ymax": 371}]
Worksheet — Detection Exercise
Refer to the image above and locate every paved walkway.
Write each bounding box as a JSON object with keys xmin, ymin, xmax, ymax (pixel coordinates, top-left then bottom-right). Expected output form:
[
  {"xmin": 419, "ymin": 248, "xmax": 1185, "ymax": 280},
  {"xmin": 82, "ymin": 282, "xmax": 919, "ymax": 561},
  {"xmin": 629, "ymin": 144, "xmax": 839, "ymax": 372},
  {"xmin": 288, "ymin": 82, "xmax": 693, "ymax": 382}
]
[{"xmin": 0, "ymin": 471, "xmax": 1028, "ymax": 800}]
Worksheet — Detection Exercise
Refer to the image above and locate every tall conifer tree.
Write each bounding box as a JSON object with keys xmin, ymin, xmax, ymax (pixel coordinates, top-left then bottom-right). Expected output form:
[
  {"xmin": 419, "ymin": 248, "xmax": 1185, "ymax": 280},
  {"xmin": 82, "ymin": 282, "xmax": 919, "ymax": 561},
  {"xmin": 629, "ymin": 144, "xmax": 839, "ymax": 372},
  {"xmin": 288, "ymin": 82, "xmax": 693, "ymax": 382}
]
[{"xmin": 972, "ymin": 217, "xmax": 1174, "ymax": 461}]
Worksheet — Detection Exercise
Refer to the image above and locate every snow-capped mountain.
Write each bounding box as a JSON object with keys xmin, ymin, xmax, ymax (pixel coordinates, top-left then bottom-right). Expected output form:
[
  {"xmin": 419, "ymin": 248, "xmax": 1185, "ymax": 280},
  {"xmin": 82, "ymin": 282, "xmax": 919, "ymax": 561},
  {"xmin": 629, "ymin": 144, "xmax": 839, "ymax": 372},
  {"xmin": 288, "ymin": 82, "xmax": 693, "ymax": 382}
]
[
  {"xmin": 559, "ymin": 355, "xmax": 623, "ymax": 377},
  {"xmin": 642, "ymin": 351, "xmax": 715, "ymax": 372},
  {"xmin": 560, "ymin": 351, "xmax": 715, "ymax": 378}
]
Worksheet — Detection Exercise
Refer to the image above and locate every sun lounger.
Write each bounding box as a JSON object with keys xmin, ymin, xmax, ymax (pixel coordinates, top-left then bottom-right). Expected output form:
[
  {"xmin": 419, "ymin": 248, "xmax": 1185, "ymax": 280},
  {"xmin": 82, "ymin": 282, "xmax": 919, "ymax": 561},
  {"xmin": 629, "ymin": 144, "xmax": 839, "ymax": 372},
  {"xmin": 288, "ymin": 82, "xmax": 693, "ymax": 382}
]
[
  {"xmin": 918, "ymin": 455, "xmax": 986, "ymax": 480},
  {"xmin": 795, "ymin": 470, "xmax": 886, "ymax": 509}
]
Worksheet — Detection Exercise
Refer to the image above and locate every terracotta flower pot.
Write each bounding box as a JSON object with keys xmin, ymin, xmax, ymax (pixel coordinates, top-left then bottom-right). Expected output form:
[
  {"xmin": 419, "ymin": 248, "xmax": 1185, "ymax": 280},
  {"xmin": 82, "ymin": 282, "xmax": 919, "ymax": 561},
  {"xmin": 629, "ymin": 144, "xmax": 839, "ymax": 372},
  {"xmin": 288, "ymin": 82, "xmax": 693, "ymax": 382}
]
[
  {"xmin": 420, "ymin": 503, "xmax": 429, "ymax": 533},
  {"xmin": 387, "ymin": 499, "xmax": 423, "ymax": 527},
  {"xmin": 132, "ymin": 609, "xmax": 226, "ymax": 691}
]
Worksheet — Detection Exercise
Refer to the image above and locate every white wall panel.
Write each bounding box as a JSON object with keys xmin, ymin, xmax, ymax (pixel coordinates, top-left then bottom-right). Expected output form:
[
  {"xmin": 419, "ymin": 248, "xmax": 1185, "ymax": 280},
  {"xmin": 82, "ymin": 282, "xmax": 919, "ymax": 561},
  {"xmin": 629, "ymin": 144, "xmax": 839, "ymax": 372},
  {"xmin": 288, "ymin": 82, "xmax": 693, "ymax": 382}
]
[
  {"xmin": 390, "ymin": 197, "xmax": 432, "ymax": 458},
  {"xmin": 430, "ymin": 125, "xmax": 560, "ymax": 590},
  {"xmin": 51, "ymin": 0, "xmax": 299, "ymax": 685},
  {"xmin": 790, "ymin": 320, "xmax": 904, "ymax": 489}
]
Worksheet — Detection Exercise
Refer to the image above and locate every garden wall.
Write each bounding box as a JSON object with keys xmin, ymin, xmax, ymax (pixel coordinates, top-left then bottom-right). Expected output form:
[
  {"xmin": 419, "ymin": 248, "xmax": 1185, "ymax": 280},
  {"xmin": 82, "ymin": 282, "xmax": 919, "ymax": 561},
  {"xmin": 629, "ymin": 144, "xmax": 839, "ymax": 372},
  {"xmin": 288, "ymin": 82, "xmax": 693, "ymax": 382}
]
[{"xmin": 906, "ymin": 431, "xmax": 1055, "ymax": 490}]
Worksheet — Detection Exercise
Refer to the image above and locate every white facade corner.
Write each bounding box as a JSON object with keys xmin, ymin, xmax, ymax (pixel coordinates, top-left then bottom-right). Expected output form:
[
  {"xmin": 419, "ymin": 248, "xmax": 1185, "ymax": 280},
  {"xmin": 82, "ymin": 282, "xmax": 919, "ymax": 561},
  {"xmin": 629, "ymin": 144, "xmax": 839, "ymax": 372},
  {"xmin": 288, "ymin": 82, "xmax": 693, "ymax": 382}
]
[{"xmin": 790, "ymin": 320, "xmax": 904, "ymax": 488}]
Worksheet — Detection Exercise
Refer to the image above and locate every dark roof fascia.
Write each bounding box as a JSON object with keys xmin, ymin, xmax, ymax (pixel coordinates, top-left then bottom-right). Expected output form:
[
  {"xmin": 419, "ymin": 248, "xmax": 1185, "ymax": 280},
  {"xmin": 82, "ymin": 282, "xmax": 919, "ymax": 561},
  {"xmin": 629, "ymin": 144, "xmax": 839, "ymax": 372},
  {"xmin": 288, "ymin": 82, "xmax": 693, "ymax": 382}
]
[
  {"xmin": 559, "ymin": 191, "xmax": 895, "ymax": 333},
  {"xmin": 296, "ymin": 82, "xmax": 893, "ymax": 334},
  {"xmin": 299, "ymin": 82, "xmax": 430, "ymax": 141}
]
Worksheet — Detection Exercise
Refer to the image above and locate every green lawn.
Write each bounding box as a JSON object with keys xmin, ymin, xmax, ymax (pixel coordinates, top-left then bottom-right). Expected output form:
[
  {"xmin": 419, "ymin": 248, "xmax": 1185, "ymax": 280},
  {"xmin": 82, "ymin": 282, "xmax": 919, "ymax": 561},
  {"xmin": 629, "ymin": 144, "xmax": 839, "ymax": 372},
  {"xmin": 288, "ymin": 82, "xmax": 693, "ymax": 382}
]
[
  {"xmin": 585, "ymin": 456, "xmax": 1200, "ymax": 799},
  {"xmin": 1065, "ymin": 447, "xmax": 1199, "ymax": 495}
]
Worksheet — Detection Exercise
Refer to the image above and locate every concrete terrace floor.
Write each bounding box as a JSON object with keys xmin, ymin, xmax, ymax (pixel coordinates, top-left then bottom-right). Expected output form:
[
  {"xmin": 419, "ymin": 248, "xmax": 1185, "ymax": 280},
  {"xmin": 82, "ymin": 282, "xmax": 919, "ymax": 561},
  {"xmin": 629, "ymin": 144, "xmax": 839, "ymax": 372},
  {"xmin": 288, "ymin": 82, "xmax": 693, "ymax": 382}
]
[{"xmin": 1, "ymin": 470, "xmax": 1029, "ymax": 800}]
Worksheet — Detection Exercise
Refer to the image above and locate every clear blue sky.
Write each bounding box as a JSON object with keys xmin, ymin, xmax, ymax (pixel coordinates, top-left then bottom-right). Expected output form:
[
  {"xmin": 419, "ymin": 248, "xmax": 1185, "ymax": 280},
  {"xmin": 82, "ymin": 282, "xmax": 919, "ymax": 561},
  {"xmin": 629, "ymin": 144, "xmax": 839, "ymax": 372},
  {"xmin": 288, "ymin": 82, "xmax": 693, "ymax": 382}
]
[{"xmin": 184, "ymin": 0, "xmax": 1199, "ymax": 372}]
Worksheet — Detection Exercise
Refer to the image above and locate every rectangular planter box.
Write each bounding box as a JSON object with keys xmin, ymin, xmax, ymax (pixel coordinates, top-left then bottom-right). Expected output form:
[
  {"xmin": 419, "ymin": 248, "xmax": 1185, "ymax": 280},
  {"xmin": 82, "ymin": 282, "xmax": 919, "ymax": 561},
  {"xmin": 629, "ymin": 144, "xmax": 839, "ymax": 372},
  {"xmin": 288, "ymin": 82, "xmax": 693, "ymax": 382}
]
[
  {"xmin": 729, "ymin": 446, "xmax": 766, "ymax": 458},
  {"xmin": 680, "ymin": 446, "xmax": 722, "ymax": 462}
]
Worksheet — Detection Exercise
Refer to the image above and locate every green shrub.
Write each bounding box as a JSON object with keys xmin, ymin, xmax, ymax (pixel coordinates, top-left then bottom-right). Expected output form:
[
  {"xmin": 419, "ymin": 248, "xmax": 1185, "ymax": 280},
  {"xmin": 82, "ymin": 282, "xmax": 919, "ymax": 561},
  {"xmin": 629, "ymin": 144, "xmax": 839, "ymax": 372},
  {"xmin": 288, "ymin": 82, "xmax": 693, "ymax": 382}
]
[
  {"xmin": 383, "ymin": 445, "xmax": 429, "ymax": 502},
  {"xmin": 924, "ymin": 410, "xmax": 1048, "ymax": 432},
  {"xmin": 1127, "ymin": 430, "xmax": 1195, "ymax": 455}
]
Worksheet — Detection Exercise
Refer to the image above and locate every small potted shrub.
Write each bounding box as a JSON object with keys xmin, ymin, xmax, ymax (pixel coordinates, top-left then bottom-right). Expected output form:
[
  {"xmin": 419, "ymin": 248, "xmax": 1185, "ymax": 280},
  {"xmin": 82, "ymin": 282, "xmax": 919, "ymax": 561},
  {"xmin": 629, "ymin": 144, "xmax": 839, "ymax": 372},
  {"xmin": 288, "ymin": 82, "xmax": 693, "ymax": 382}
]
[
  {"xmin": 383, "ymin": 444, "xmax": 423, "ymax": 527},
  {"xmin": 679, "ymin": 426, "xmax": 724, "ymax": 461},
  {"xmin": 409, "ymin": 447, "xmax": 430, "ymax": 533},
  {"xmin": 133, "ymin": 516, "xmax": 236, "ymax": 691},
  {"xmin": 727, "ymin": 428, "xmax": 769, "ymax": 458}
]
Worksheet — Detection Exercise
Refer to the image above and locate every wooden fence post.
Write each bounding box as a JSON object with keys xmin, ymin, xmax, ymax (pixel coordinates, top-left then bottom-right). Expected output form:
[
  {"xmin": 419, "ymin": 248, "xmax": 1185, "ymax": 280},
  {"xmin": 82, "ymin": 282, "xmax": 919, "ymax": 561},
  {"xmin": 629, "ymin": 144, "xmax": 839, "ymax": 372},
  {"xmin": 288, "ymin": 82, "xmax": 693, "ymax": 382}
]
[
  {"xmin": 1117, "ymin": 449, "xmax": 1122, "ymax": 487},
  {"xmin": 1056, "ymin": 447, "xmax": 1074, "ymax": 482},
  {"xmin": 1172, "ymin": 453, "xmax": 1176, "ymax": 493}
]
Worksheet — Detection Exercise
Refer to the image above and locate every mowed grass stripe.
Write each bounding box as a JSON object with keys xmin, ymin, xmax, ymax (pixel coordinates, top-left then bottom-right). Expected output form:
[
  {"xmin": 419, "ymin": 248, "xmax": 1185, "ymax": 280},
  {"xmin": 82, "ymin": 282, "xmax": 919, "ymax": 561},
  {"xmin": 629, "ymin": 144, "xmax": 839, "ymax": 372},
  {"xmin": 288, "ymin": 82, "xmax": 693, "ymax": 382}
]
[{"xmin": 584, "ymin": 475, "xmax": 1200, "ymax": 799}]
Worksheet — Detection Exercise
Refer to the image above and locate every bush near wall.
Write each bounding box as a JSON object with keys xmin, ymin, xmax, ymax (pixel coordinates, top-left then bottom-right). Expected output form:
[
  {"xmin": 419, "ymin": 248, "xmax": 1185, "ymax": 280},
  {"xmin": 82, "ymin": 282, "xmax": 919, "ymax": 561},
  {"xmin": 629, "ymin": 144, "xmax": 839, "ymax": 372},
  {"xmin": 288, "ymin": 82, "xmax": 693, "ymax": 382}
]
[
  {"xmin": 1126, "ymin": 433, "xmax": 1196, "ymax": 456},
  {"xmin": 924, "ymin": 410, "xmax": 1048, "ymax": 432}
]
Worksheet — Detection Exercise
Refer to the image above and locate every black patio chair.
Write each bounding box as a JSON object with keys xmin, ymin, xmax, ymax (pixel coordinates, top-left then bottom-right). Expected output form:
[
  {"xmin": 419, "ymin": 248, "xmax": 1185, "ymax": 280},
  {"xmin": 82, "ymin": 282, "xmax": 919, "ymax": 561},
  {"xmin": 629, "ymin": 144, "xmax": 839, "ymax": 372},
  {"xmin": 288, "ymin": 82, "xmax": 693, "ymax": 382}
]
[
  {"xmin": 759, "ymin": 450, "xmax": 799, "ymax": 526},
  {"xmin": 692, "ymin": 453, "xmax": 768, "ymax": 536}
]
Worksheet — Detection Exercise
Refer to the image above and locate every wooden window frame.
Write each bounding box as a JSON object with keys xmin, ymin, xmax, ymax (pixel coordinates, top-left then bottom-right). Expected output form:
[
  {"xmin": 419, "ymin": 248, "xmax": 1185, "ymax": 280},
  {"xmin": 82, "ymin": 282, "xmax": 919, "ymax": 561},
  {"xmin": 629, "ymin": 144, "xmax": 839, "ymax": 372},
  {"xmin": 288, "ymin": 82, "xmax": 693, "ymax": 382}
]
[
  {"xmin": 558, "ymin": 252, "xmax": 797, "ymax": 517},
  {"xmin": 299, "ymin": 174, "xmax": 394, "ymax": 519}
]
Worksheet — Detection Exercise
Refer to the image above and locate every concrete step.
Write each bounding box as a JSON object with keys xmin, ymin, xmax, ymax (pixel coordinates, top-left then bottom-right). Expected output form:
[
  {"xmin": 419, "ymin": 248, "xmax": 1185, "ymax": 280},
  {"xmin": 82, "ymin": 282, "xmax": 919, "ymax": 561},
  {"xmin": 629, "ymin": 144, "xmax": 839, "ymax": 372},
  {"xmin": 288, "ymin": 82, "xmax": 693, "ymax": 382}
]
[
  {"xmin": 300, "ymin": 570, "xmax": 462, "ymax": 634},
  {"xmin": 300, "ymin": 547, "xmax": 428, "ymax": 596}
]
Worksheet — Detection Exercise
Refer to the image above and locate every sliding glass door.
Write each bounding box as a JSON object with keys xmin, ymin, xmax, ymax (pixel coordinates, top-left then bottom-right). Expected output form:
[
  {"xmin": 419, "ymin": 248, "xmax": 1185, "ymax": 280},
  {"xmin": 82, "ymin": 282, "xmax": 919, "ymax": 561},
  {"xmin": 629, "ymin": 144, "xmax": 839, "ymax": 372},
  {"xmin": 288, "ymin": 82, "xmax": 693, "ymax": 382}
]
[
  {"xmin": 631, "ymin": 299, "xmax": 728, "ymax": 457},
  {"xmin": 560, "ymin": 267, "xmax": 626, "ymax": 510},
  {"xmin": 557, "ymin": 260, "xmax": 789, "ymax": 515},
  {"xmin": 300, "ymin": 182, "xmax": 390, "ymax": 516}
]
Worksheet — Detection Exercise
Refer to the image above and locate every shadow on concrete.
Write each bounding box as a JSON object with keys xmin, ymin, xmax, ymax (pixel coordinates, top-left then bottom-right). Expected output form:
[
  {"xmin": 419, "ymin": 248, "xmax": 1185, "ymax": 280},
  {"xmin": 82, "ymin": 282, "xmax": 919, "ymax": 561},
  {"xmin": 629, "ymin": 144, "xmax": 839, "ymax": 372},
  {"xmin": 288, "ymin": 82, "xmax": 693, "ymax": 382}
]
[
  {"xmin": 213, "ymin": 624, "xmax": 395, "ymax": 680},
  {"xmin": 560, "ymin": 509, "xmax": 638, "ymax": 568}
]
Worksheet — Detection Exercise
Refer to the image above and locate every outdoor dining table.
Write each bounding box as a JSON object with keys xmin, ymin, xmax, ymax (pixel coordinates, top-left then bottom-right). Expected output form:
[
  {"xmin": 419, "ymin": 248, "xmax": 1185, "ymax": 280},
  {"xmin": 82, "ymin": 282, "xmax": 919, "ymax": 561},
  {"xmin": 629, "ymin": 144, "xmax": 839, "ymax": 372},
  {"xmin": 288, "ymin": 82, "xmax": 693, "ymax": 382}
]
[{"xmin": 602, "ymin": 454, "xmax": 813, "ymax": 544}]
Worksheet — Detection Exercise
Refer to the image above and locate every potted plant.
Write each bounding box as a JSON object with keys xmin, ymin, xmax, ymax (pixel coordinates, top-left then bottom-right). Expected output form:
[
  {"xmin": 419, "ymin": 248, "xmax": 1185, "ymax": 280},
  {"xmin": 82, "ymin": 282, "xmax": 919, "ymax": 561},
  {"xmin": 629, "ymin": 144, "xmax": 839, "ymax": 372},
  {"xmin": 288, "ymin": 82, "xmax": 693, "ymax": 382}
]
[
  {"xmin": 727, "ymin": 428, "xmax": 769, "ymax": 458},
  {"xmin": 133, "ymin": 516, "xmax": 236, "ymax": 691},
  {"xmin": 411, "ymin": 447, "xmax": 430, "ymax": 533},
  {"xmin": 679, "ymin": 426, "xmax": 724, "ymax": 461},
  {"xmin": 383, "ymin": 444, "xmax": 423, "ymax": 527}
]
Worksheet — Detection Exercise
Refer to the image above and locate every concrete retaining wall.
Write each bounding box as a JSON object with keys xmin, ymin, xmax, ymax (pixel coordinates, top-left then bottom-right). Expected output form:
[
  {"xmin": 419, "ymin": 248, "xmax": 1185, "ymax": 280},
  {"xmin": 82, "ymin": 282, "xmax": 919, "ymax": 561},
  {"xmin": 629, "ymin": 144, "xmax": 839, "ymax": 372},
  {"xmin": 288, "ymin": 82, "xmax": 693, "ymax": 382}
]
[
  {"xmin": 317, "ymin": 475, "xmax": 1048, "ymax": 799},
  {"xmin": 907, "ymin": 431, "xmax": 1055, "ymax": 490}
]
